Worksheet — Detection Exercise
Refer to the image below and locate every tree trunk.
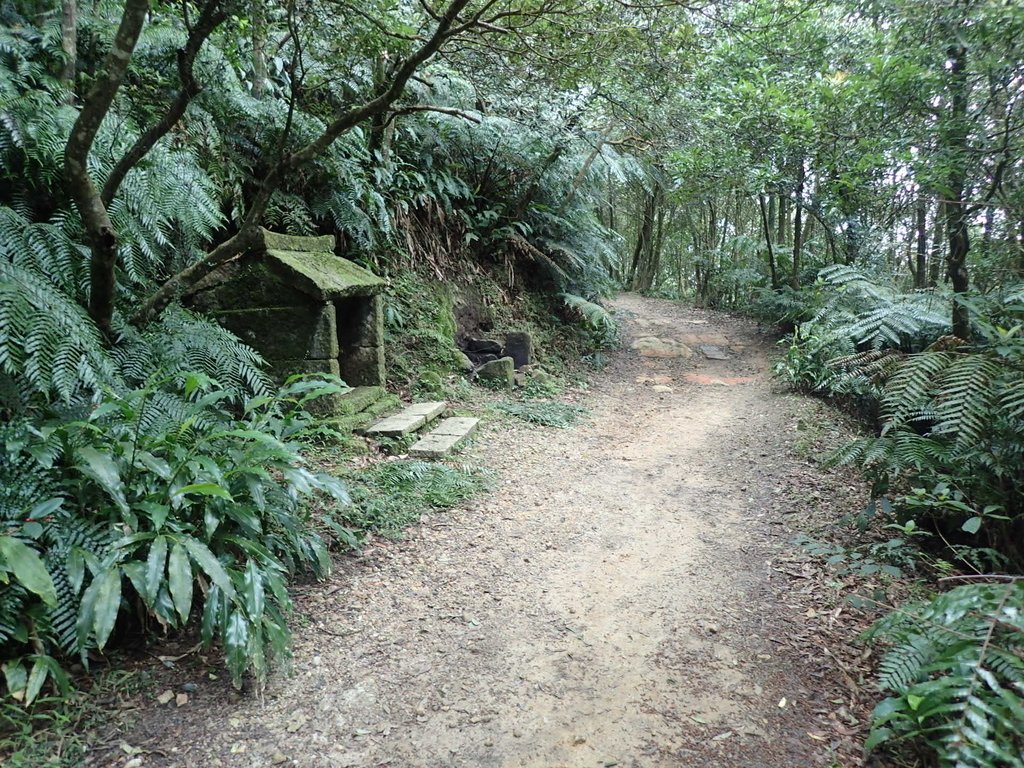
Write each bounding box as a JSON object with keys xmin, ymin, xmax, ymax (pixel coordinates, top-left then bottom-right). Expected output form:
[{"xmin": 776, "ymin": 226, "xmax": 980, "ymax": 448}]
[
  {"xmin": 64, "ymin": 0, "xmax": 151, "ymax": 338},
  {"xmin": 251, "ymin": 5, "xmax": 268, "ymax": 98},
  {"xmin": 914, "ymin": 196, "xmax": 927, "ymax": 289},
  {"xmin": 791, "ymin": 159, "xmax": 805, "ymax": 290},
  {"xmin": 630, "ymin": 183, "xmax": 662, "ymax": 292},
  {"xmin": 943, "ymin": 43, "xmax": 971, "ymax": 340},
  {"xmin": 707, "ymin": 199, "xmax": 718, "ymax": 252},
  {"xmin": 60, "ymin": 0, "xmax": 76, "ymax": 99},
  {"xmin": 758, "ymin": 194, "xmax": 779, "ymax": 289},
  {"xmin": 802, "ymin": 205, "xmax": 815, "ymax": 252},
  {"xmin": 929, "ymin": 200, "xmax": 945, "ymax": 287},
  {"xmin": 776, "ymin": 194, "xmax": 787, "ymax": 248}
]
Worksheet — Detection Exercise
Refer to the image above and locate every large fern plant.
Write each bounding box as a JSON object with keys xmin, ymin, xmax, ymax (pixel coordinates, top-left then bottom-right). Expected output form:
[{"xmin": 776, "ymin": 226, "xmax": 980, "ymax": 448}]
[
  {"xmin": 831, "ymin": 293, "xmax": 1024, "ymax": 564},
  {"xmin": 866, "ymin": 581, "xmax": 1024, "ymax": 766},
  {"xmin": 1, "ymin": 374, "xmax": 350, "ymax": 695}
]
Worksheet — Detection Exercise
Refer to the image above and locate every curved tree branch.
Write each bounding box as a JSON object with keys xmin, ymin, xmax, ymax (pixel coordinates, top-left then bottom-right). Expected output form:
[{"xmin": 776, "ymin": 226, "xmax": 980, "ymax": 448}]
[
  {"xmin": 133, "ymin": 0, "xmax": 479, "ymax": 326},
  {"xmin": 101, "ymin": 0, "xmax": 230, "ymax": 207}
]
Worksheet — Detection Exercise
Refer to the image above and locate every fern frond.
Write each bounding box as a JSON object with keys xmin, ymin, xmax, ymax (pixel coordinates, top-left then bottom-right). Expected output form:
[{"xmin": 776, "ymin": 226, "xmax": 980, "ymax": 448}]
[
  {"xmin": 881, "ymin": 351, "xmax": 953, "ymax": 432},
  {"xmin": 931, "ymin": 353, "xmax": 1001, "ymax": 449},
  {"xmin": 867, "ymin": 583, "xmax": 1024, "ymax": 766},
  {"xmin": 0, "ymin": 256, "xmax": 113, "ymax": 403}
]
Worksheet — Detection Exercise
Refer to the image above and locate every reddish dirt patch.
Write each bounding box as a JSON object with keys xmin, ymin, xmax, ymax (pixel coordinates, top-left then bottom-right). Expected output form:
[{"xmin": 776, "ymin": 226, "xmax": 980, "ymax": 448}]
[{"xmin": 683, "ymin": 372, "xmax": 757, "ymax": 385}]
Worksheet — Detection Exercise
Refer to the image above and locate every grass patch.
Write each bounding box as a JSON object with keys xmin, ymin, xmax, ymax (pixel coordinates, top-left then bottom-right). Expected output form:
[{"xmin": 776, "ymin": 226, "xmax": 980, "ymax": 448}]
[
  {"xmin": 0, "ymin": 670, "xmax": 148, "ymax": 767},
  {"xmin": 496, "ymin": 400, "xmax": 587, "ymax": 428},
  {"xmin": 342, "ymin": 460, "xmax": 492, "ymax": 537}
]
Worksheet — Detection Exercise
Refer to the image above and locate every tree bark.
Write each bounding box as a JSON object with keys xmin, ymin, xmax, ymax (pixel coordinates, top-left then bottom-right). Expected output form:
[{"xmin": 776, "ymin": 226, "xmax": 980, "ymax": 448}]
[
  {"xmin": 251, "ymin": 4, "xmax": 268, "ymax": 98},
  {"xmin": 102, "ymin": 0, "xmax": 228, "ymax": 207},
  {"xmin": 943, "ymin": 43, "xmax": 971, "ymax": 340},
  {"xmin": 929, "ymin": 200, "xmax": 945, "ymax": 287},
  {"xmin": 64, "ymin": 0, "xmax": 151, "ymax": 338},
  {"xmin": 791, "ymin": 159, "xmax": 805, "ymax": 289},
  {"xmin": 758, "ymin": 194, "xmax": 779, "ymax": 289},
  {"xmin": 60, "ymin": 0, "xmax": 76, "ymax": 98},
  {"xmin": 914, "ymin": 195, "xmax": 927, "ymax": 289},
  {"xmin": 776, "ymin": 194, "xmax": 787, "ymax": 249},
  {"xmin": 629, "ymin": 185, "xmax": 658, "ymax": 291}
]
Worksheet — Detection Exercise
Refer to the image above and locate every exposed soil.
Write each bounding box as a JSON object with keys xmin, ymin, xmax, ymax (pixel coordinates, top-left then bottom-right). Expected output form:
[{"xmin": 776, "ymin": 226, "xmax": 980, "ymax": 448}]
[{"xmin": 101, "ymin": 294, "xmax": 875, "ymax": 768}]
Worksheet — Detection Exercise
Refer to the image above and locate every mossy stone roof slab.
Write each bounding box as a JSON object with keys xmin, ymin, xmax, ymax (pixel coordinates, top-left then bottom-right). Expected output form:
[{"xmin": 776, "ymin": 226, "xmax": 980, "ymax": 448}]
[
  {"xmin": 265, "ymin": 250, "xmax": 383, "ymax": 299},
  {"xmin": 256, "ymin": 228, "xmax": 384, "ymax": 300}
]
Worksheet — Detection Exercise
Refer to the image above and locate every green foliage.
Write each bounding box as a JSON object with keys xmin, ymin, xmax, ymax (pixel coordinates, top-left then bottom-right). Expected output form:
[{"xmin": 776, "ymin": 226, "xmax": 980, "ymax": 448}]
[
  {"xmin": 343, "ymin": 461, "xmax": 489, "ymax": 537},
  {"xmin": 560, "ymin": 293, "xmax": 619, "ymax": 349},
  {"xmin": 865, "ymin": 582, "xmax": 1024, "ymax": 767},
  {"xmin": 772, "ymin": 268, "xmax": 952, "ymax": 404},
  {"xmin": 813, "ymin": 266, "xmax": 950, "ymax": 351},
  {"xmin": 0, "ymin": 208, "xmax": 113, "ymax": 406},
  {"xmin": 748, "ymin": 285, "xmax": 823, "ymax": 330},
  {"xmin": 0, "ymin": 668, "xmax": 146, "ymax": 766},
  {"xmin": 831, "ymin": 300, "xmax": 1024, "ymax": 566},
  {"xmin": 0, "ymin": 375, "xmax": 349, "ymax": 691},
  {"xmin": 496, "ymin": 400, "xmax": 587, "ymax": 428},
  {"xmin": 794, "ymin": 533, "xmax": 911, "ymax": 580},
  {"xmin": 383, "ymin": 272, "xmax": 462, "ymax": 390}
]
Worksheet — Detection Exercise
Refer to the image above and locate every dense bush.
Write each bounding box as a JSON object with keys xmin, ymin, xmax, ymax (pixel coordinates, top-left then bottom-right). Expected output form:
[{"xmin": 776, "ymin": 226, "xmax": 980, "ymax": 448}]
[
  {"xmin": 764, "ymin": 269, "xmax": 1024, "ymax": 764},
  {"xmin": 866, "ymin": 582, "xmax": 1024, "ymax": 767},
  {"xmin": 1, "ymin": 375, "xmax": 349, "ymax": 696}
]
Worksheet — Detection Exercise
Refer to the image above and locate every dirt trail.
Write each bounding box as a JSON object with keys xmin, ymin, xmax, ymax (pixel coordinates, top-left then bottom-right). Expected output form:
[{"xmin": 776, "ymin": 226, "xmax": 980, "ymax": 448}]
[{"xmin": 126, "ymin": 295, "xmax": 858, "ymax": 768}]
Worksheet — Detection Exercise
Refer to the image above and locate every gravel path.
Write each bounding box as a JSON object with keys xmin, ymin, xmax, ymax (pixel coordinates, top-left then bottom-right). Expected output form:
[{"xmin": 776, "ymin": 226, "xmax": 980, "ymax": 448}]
[{"xmin": 118, "ymin": 294, "xmax": 863, "ymax": 768}]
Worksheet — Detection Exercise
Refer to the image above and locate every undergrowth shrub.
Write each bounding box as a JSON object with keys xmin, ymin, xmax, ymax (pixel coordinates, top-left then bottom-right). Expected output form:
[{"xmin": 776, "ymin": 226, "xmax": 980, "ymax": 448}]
[
  {"xmin": 771, "ymin": 270, "xmax": 1024, "ymax": 764},
  {"xmin": 496, "ymin": 400, "xmax": 587, "ymax": 428},
  {"xmin": 865, "ymin": 581, "xmax": 1024, "ymax": 767},
  {"xmin": 1, "ymin": 375, "xmax": 349, "ymax": 696},
  {"xmin": 561, "ymin": 293, "xmax": 619, "ymax": 351},
  {"xmin": 831, "ymin": 306, "xmax": 1024, "ymax": 568},
  {"xmin": 772, "ymin": 266, "xmax": 951, "ymax": 400}
]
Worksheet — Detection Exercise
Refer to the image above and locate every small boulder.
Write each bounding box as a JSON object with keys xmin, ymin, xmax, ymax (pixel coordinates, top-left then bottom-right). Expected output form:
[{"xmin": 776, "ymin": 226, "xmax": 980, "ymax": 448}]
[
  {"xmin": 526, "ymin": 367, "xmax": 558, "ymax": 393},
  {"xmin": 476, "ymin": 356, "xmax": 514, "ymax": 391},
  {"xmin": 631, "ymin": 336, "xmax": 693, "ymax": 358},
  {"xmin": 419, "ymin": 370, "xmax": 443, "ymax": 393},
  {"xmin": 503, "ymin": 331, "xmax": 533, "ymax": 369},
  {"xmin": 455, "ymin": 352, "xmax": 474, "ymax": 372}
]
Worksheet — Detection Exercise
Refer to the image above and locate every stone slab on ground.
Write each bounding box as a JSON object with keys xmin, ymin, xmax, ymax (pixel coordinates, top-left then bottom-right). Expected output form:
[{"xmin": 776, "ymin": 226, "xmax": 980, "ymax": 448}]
[
  {"xmin": 408, "ymin": 417, "xmax": 480, "ymax": 458},
  {"xmin": 336, "ymin": 393, "xmax": 402, "ymax": 435},
  {"xmin": 430, "ymin": 417, "xmax": 480, "ymax": 436},
  {"xmin": 699, "ymin": 344, "xmax": 730, "ymax": 360},
  {"xmin": 365, "ymin": 401, "xmax": 447, "ymax": 436},
  {"xmin": 631, "ymin": 336, "xmax": 693, "ymax": 358}
]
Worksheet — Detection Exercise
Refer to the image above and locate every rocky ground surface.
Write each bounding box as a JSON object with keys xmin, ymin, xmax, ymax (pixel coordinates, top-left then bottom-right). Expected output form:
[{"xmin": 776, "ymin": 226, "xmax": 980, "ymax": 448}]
[{"xmin": 93, "ymin": 294, "xmax": 878, "ymax": 768}]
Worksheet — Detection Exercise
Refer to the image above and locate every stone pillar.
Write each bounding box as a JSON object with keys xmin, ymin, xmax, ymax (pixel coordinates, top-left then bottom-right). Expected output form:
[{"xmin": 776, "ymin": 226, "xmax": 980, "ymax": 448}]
[{"xmin": 503, "ymin": 331, "xmax": 533, "ymax": 369}]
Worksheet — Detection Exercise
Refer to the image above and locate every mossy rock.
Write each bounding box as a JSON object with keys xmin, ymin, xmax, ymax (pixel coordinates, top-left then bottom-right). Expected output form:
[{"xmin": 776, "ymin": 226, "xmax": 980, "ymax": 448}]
[
  {"xmin": 476, "ymin": 357, "xmax": 514, "ymax": 391},
  {"xmin": 417, "ymin": 370, "xmax": 444, "ymax": 395},
  {"xmin": 336, "ymin": 386, "xmax": 387, "ymax": 416}
]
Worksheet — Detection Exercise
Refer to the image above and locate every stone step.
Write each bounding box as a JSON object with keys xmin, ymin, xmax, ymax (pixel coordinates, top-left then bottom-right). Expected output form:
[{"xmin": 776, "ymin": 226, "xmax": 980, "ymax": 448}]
[
  {"xmin": 336, "ymin": 385, "xmax": 386, "ymax": 415},
  {"xmin": 365, "ymin": 401, "xmax": 447, "ymax": 437},
  {"xmin": 408, "ymin": 417, "xmax": 480, "ymax": 459},
  {"xmin": 333, "ymin": 393, "xmax": 401, "ymax": 435}
]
